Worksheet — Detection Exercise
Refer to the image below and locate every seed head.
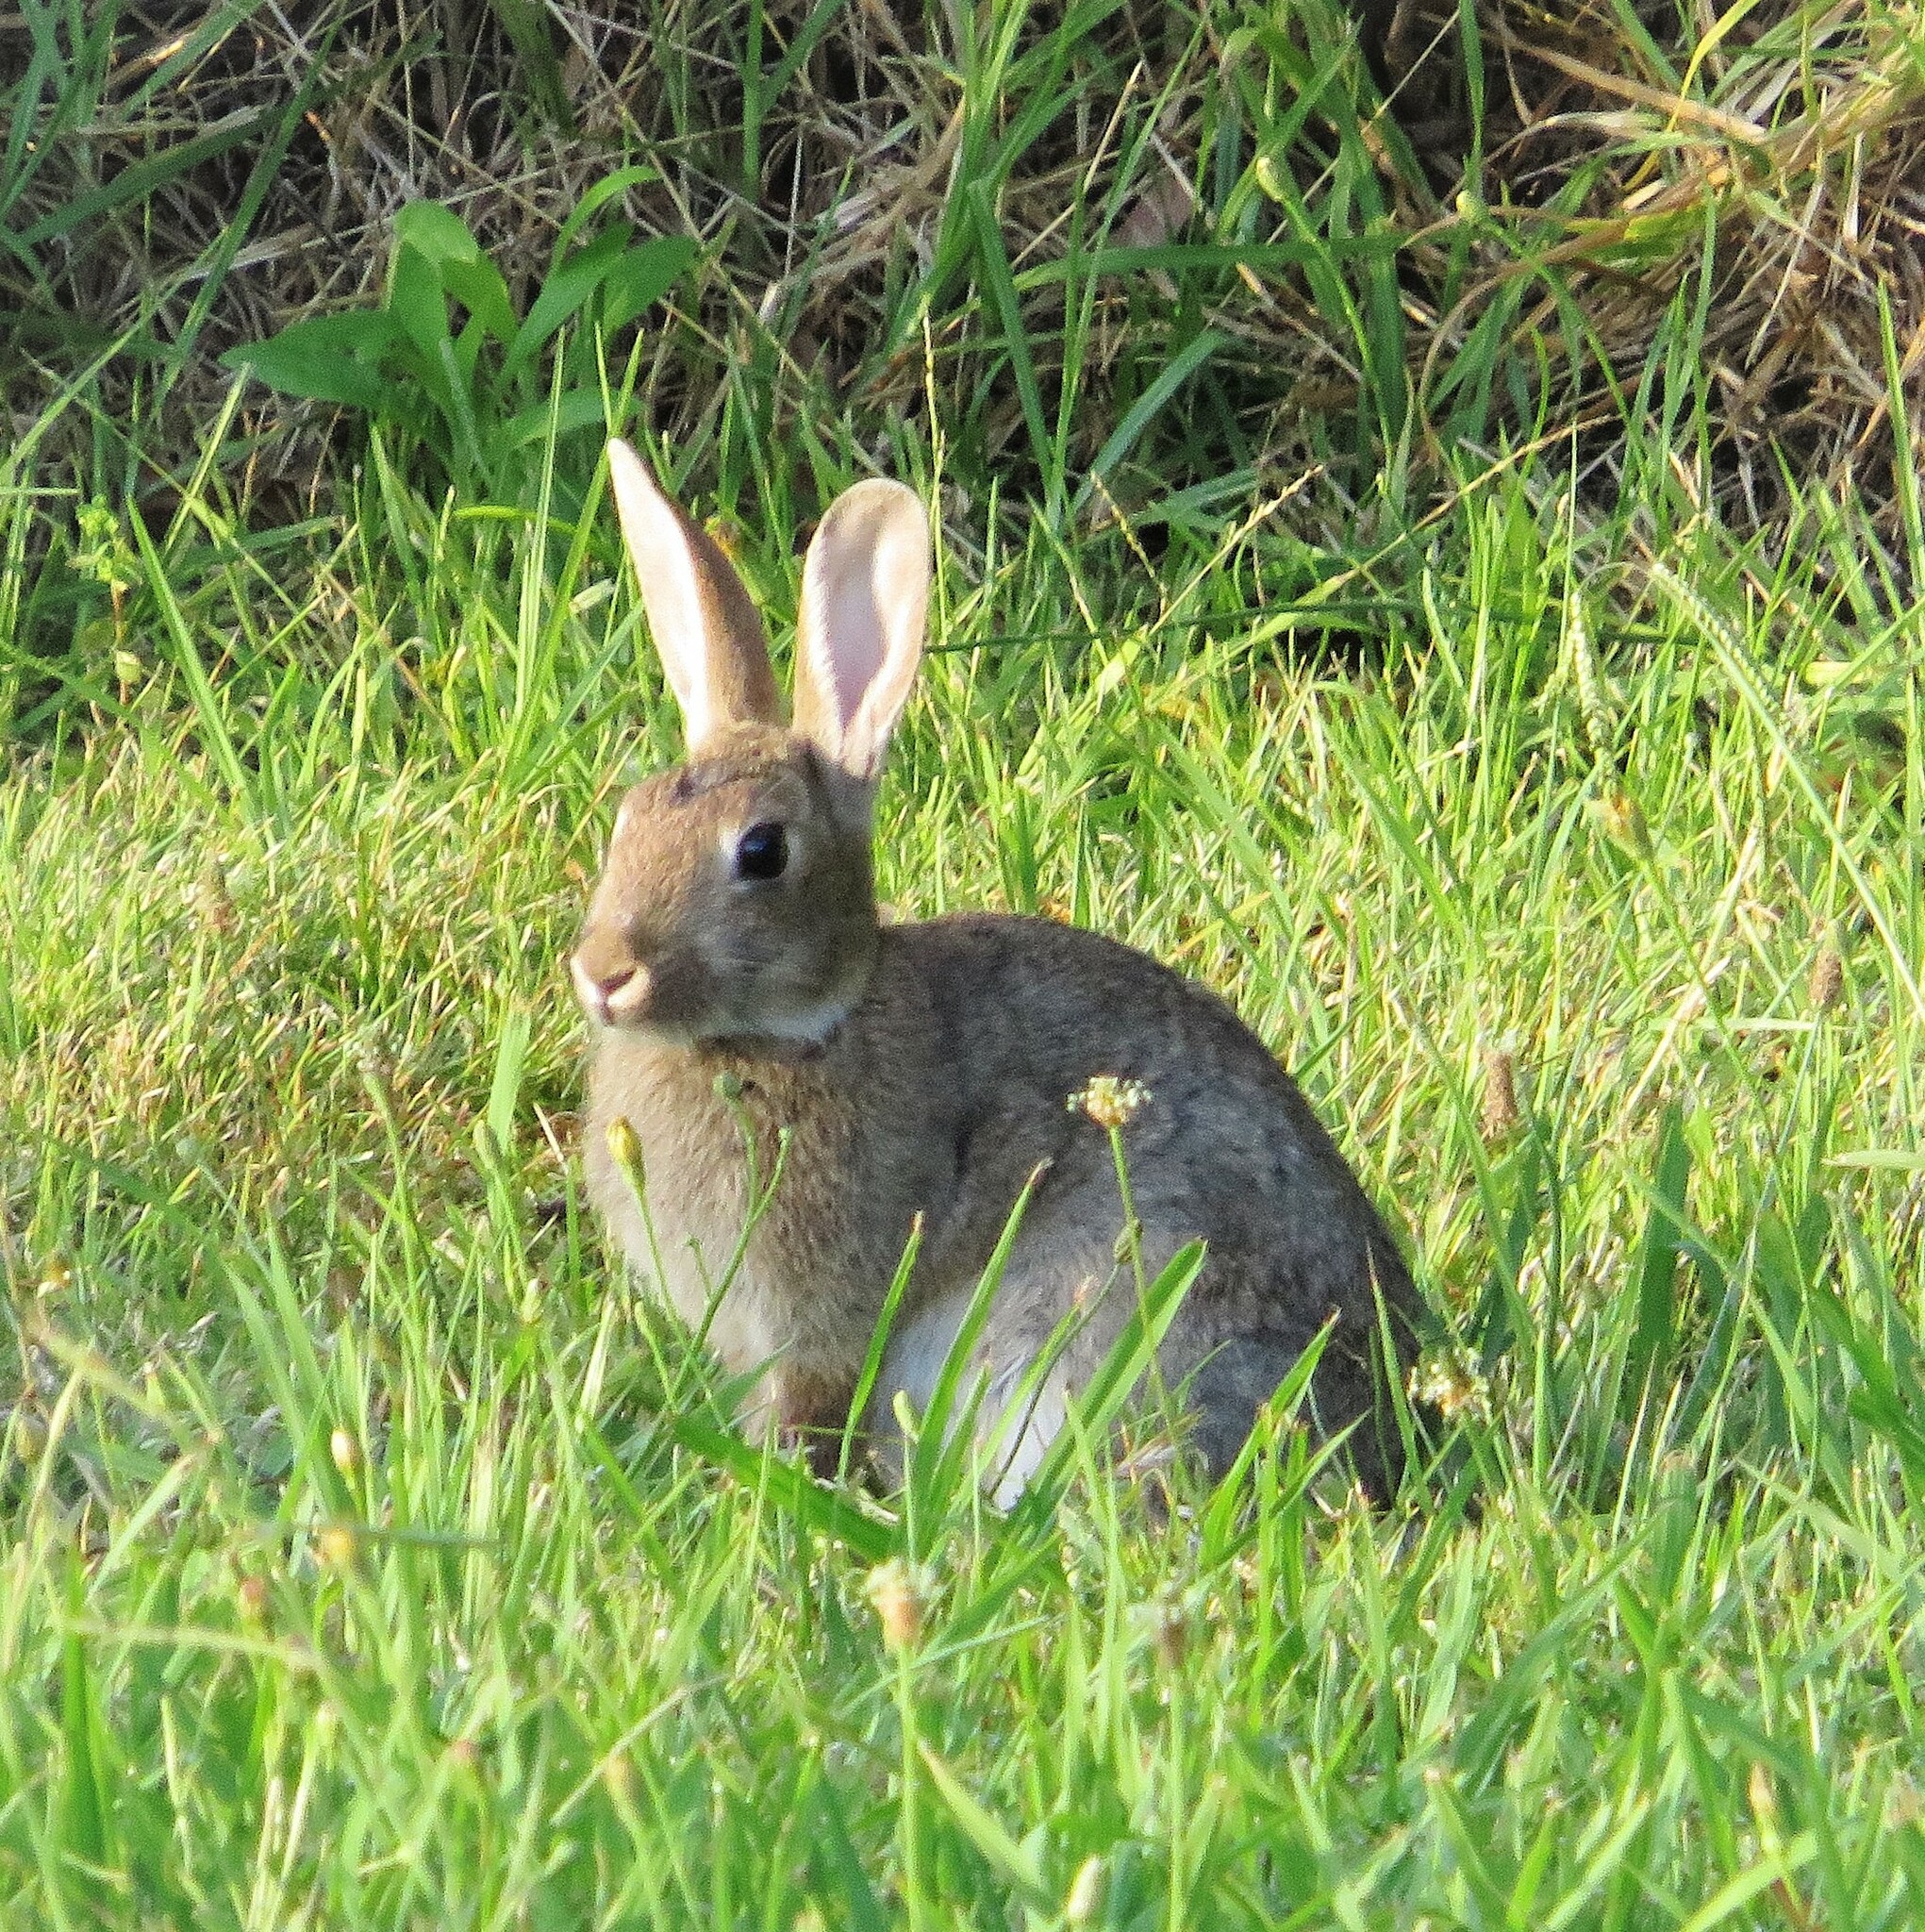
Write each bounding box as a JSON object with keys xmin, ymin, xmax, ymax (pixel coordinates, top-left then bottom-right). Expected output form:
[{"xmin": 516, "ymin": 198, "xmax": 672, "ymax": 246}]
[
  {"xmin": 1808, "ymin": 941, "xmax": 1844, "ymax": 1012},
  {"xmin": 605, "ymin": 1114, "xmax": 644, "ymax": 1178},
  {"xmin": 603, "ymin": 1752, "xmax": 637, "ymax": 1807},
  {"xmin": 865, "ymin": 1558, "xmax": 926, "ymax": 1652},
  {"xmin": 317, "ymin": 1524, "xmax": 358, "ymax": 1572},
  {"xmin": 1150, "ymin": 1591, "xmax": 1188, "ymax": 1672},
  {"xmin": 10, "ymin": 1404, "xmax": 49, "ymax": 1463},
  {"xmin": 1070, "ymin": 1075, "xmax": 1151, "ymax": 1131},
  {"xmin": 1481, "ymin": 1044, "xmax": 1520, "ymax": 1142},
  {"xmin": 1593, "ymin": 784, "xmax": 1651, "ymax": 858},
  {"xmin": 1748, "ymin": 1760, "xmax": 1781, "ymax": 1835},
  {"xmin": 329, "ymin": 1427, "xmax": 359, "ymax": 1477},
  {"xmin": 1409, "ymin": 1348, "xmax": 1493, "ymax": 1424},
  {"xmin": 1065, "ymin": 1857, "xmax": 1105, "ymax": 1925},
  {"xmin": 192, "ymin": 866, "xmax": 238, "ymax": 935},
  {"xmin": 1569, "ymin": 594, "xmax": 1615, "ymax": 768}
]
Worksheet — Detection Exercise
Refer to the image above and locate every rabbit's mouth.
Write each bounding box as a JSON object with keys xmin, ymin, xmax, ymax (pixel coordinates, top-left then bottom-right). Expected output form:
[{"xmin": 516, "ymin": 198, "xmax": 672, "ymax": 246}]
[
  {"xmin": 574, "ymin": 945, "xmax": 719, "ymax": 1040},
  {"xmin": 573, "ymin": 951, "xmax": 655, "ymax": 1029}
]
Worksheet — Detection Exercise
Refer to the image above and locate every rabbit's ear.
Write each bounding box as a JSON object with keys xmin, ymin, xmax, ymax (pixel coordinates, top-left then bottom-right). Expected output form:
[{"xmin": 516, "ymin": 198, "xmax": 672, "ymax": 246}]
[
  {"xmin": 792, "ymin": 478, "xmax": 930, "ymax": 783},
  {"xmin": 607, "ymin": 440, "xmax": 781, "ymax": 751}
]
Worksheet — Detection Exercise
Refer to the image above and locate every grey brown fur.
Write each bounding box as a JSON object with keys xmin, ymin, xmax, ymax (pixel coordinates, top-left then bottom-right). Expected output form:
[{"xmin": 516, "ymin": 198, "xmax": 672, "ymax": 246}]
[{"xmin": 576, "ymin": 441, "xmax": 1421, "ymax": 1495}]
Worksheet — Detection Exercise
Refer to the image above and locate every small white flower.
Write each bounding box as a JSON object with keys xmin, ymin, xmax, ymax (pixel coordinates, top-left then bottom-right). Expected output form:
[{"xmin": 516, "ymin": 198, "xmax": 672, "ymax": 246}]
[{"xmin": 1068, "ymin": 1076, "xmax": 1151, "ymax": 1130}]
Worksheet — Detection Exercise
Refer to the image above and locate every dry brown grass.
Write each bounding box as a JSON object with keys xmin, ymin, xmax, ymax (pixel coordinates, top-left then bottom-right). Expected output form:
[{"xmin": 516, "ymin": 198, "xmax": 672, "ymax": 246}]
[
  {"xmin": 5, "ymin": 0, "xmax": 1923, "ymax": 546},
  {"xmin": 1383, "ymin": 1, "xmax": 1925, "ymax": 531}
]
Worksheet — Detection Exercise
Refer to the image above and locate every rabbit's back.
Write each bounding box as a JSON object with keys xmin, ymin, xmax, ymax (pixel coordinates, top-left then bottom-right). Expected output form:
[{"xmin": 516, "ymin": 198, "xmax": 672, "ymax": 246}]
[
  {"xmin": 893, "ymin": 918, "xmax": 1416, "ymax": 1475},
  {"xmin": 899, "ymin": 912, "xmax": 1410, "ymax": 1315}
]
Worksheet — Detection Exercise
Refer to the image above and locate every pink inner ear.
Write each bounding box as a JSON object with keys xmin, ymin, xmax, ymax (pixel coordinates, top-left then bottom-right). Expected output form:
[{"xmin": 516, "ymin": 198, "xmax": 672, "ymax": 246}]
[
  {"xmin": 821, "ymin": 562, "xmax": 886, "ymax": 731},
  {"xmin": 795, "ymin": 476, "xmax": 927, "ymax": 778}
]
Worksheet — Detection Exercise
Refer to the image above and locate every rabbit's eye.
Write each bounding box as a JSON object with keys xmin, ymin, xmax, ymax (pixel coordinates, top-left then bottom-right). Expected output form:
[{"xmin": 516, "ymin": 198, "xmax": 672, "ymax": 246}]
[{"xmin": 734, "ymin": 822, "xmax": 789, "ymax": 881}]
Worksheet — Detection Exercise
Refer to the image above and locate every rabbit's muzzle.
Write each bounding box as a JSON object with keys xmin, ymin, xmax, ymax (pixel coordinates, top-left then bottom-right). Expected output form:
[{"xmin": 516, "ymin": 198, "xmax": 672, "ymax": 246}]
[{"xmin": 572, "ymin": 949, "xmax": 653, "ymax": 1029}]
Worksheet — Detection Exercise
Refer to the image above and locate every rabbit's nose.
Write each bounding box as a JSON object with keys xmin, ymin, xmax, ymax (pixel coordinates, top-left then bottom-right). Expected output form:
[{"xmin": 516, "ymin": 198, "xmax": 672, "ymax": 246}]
[{"xmin": 573, "ymin": 952, "xmax": 652, "ymax": 1027}]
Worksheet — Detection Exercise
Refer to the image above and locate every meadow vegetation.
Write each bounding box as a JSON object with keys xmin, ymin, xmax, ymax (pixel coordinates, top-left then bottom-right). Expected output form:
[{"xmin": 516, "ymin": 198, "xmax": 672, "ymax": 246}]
[{"xmin": 6, "ymin": 0, "xmax": 1925, "ymax": 1924}]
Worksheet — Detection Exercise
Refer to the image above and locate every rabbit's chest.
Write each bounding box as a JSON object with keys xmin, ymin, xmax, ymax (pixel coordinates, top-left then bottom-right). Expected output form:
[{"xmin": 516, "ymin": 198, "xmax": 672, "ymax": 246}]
[{"xmin": 585, "ymin": 1039, "xmax": 901, "ymax": 1367}]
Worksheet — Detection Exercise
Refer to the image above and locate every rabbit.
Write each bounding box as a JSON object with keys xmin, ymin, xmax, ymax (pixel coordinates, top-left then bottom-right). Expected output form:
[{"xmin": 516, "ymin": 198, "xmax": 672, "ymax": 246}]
[{"xmin": 574, "ymin": 439, "xmax": 1423, "ymax": 1499}]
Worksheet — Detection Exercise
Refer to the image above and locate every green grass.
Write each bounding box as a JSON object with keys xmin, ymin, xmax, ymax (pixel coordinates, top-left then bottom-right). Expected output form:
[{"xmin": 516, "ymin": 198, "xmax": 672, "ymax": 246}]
[
  {"xmin": 8, "ymin": 0, "xmax": 1925, "ymax": 1922},
  {"xmin": 6, "ymin": 402, "xmax": 1925, "ymax": 1924}
]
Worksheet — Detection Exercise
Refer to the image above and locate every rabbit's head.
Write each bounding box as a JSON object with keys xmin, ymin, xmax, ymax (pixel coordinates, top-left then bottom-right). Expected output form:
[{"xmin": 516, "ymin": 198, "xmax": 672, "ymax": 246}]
[{"xmin": 572, "ymin": 442, "xmax": 930, "ymax": 1044}]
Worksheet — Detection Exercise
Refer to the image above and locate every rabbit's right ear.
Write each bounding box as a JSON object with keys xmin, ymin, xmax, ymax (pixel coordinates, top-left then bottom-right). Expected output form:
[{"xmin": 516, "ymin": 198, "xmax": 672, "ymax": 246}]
[
  {"xmin": 792, "ymin": 478, "xmax": 930, "ymax": 784},
  {"xmin": 606, "ymin": 440, "xmax": 781, "ymax": 751}
]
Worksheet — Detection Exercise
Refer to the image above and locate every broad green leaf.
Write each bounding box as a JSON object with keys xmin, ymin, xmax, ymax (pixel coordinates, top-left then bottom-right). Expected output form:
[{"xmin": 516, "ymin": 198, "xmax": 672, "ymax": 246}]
[
  {"xmin": 502, "ymin": 226, "xmax": 636, "ymax": 383},
  {"xmin": 599, "ymin": 234, "xmax": 701, "ymax": 337},
  {"xmin": 391, "ymin": 204, "xmax": 514, "ymax": 342},
  {"xmin": 553, "ymin": 165, "xmax": 660, "ymax": 261},
  {"xmin": 220, "ymin": 311, "xmax": 400, "ymax": 409},
  {"xmin": 502, "ymin": 389, "xmax": 615, "ymax": 448},
  {"xmin": 392, "ymin": 198, "xmax": 485, "ymax": 268}
]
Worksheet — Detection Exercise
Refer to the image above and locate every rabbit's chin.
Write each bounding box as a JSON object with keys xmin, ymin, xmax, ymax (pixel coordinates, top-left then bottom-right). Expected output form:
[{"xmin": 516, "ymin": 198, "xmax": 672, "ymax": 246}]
[{"xmin": 615, "ymin": 986, "xmax": 857, "ymax": 1052}]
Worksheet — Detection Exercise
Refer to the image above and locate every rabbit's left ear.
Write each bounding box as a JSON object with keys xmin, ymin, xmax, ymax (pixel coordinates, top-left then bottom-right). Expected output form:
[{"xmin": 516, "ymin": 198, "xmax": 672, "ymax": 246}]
[
  {"xmin": 792, "ymin": 479, "xmax": 930, "ymax": 783},
  {"xmin": 606, "ymin": 439, "xmax": 782, "ymax": 752}
]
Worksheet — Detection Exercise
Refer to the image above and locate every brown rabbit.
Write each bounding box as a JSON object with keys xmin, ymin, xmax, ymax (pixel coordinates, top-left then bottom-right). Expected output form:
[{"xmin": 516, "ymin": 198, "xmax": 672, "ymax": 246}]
[{"xmin": 575, "ymin": 441, "xmax": 1421, "ymax": 1497}]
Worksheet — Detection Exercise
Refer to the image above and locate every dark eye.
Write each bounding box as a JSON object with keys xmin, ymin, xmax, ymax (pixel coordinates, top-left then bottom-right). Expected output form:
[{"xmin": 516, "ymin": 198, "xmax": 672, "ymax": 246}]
[{"xmin": 734, "ymin": 821, "xmax": 788, "ymax": 881}]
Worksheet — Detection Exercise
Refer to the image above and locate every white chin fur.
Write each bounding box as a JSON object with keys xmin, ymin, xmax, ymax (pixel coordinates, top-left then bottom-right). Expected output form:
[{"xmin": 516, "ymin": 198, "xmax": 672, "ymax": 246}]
[
  {"xmin": 752, "ymin": 992, "xmax": 855, "ymax": 1043},
  {"xmin": 604, "ymin": 993, "xmax": 853, "ymax": 1050},
  {"xmin": 879, "ymin": 1284, "xmax": 973, "ymax": 1419}
]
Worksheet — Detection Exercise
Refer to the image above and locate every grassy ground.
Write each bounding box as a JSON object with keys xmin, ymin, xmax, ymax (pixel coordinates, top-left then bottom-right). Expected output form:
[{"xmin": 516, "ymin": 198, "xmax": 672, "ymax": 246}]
[
  {"xmin": 8, "ymin": 1, "xmax": 1925, "ymax": 1926},
  {"xmin": 8, "ymin": 422, "xmax": 1925, "ymax": 1926}
]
